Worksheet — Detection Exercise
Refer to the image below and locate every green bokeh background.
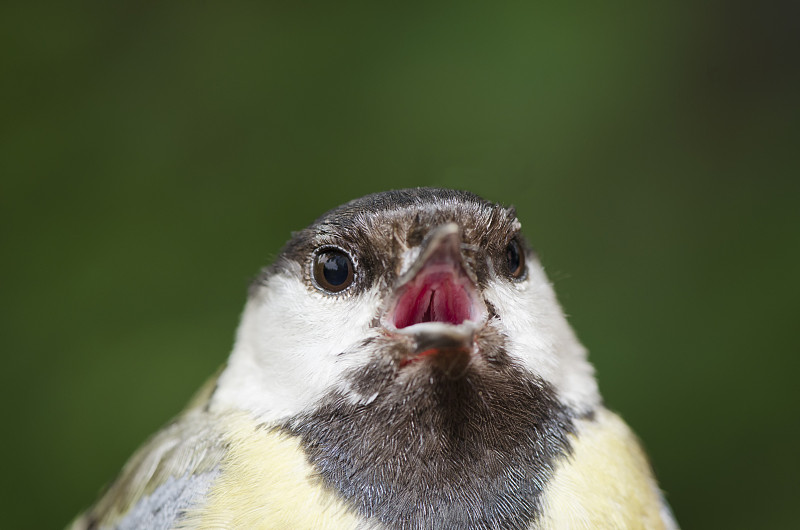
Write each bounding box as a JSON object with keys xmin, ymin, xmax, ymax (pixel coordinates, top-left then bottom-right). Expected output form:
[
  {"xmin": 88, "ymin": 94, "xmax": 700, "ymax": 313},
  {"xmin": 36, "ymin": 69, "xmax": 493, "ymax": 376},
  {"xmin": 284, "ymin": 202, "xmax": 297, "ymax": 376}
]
[{"xmin": 2, "ymin": 3, "xmax": 798, "ymax": 528}]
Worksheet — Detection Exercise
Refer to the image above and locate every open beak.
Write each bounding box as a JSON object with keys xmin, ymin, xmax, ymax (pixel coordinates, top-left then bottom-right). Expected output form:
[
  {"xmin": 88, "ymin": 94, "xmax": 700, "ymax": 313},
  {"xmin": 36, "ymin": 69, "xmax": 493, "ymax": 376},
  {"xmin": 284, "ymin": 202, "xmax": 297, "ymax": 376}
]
[{"xmin": 384, "ymin": 223, "xmax": 486, "ymax": 363}]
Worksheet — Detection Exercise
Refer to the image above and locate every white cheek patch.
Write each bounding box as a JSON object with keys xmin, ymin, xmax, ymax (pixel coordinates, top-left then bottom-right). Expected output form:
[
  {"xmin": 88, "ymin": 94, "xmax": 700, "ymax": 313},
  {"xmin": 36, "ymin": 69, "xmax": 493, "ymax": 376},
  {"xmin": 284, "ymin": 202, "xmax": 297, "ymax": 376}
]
[
  {"xmin": 210, "ymin": 268, "xmax": 384, "ymax": 423},
  {"xmin": 213, "ymin": 257, "xmax": 600, "ymax": 420},
  {"xmin": 482, "ymin": 262, "xmax": 599, "ymax": 413}
]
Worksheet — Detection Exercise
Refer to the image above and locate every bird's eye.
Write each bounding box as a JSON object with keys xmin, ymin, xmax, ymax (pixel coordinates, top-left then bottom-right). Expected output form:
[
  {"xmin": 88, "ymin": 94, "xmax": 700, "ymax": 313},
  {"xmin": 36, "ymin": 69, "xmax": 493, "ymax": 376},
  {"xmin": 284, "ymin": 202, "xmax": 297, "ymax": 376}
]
[
  {"xmin": 506, "ymin": 239, "xmax": 526, "ymax": 280},
  {"xmin": 312, "ymin": 248, "xmax": 355, "ymax": 293}
]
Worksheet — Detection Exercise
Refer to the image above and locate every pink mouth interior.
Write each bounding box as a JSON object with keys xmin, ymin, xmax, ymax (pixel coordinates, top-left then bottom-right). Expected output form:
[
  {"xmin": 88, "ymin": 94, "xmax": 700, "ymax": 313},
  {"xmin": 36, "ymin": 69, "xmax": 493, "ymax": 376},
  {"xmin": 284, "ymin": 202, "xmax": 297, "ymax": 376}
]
[{"xmin": 393, "ymin": 265, "xmax": 475, "ymax": 328}]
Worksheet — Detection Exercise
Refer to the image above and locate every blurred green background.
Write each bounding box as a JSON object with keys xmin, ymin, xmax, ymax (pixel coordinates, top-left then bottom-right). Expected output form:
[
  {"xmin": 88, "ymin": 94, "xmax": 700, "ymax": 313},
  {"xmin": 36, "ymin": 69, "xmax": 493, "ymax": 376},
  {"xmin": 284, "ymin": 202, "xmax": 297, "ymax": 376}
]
[{"xmin": 2, "ymin": 2, "xmax": 798, "ymax": 528}]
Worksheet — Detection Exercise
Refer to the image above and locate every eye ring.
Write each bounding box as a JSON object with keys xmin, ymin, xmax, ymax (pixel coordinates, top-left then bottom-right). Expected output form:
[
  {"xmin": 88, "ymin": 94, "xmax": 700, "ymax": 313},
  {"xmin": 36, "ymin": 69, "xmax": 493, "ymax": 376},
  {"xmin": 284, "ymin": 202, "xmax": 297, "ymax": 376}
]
[
  {"xmin": 311, "ymin": 247, "xmax": 356, "ymax": 293},
  {"xmin": 506, "ymin": 239, "xmax": 526, "ymax": 280}
]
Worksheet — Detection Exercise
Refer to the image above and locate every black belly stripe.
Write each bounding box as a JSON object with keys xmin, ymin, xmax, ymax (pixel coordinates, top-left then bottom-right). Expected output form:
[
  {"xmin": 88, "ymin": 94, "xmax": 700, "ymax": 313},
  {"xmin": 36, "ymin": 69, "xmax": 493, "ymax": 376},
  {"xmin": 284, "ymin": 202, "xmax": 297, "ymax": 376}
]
[{"xmin": 282, "ymin": 347, "xmax": 575, "ymax": 530}]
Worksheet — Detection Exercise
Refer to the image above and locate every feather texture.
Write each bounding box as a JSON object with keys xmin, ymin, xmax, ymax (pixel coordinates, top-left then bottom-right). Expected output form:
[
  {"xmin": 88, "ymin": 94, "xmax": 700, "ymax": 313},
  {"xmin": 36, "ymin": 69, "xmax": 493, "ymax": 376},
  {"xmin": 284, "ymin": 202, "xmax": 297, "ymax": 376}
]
[
  {"xmin": 540, "ymin": 408, "xmax": 677, "ymax": 530},
  {"xmin": 71, "ymin": 373, "xmax": 229, "ymax": 529}
]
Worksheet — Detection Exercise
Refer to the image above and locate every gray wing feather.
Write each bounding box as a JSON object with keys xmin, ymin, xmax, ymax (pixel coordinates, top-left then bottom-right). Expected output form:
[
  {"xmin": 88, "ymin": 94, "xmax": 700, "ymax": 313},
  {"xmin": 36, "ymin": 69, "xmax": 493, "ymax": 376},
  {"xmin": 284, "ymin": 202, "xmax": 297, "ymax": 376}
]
[{"xmin": 70, "ymin": 372, "xmax": 229, "ymax": 530}]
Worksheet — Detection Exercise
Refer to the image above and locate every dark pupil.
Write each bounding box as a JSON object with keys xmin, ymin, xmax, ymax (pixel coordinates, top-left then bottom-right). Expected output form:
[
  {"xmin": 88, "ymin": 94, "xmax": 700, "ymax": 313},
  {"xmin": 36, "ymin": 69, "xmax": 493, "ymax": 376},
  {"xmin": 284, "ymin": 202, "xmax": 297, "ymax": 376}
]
[
  {"xmin": 323, "ymin": 253, "xmax": 350, "ymax": 286},
  {"xmin": 507, "ymin": 242, "xmax": 520, "ymax": 273}
]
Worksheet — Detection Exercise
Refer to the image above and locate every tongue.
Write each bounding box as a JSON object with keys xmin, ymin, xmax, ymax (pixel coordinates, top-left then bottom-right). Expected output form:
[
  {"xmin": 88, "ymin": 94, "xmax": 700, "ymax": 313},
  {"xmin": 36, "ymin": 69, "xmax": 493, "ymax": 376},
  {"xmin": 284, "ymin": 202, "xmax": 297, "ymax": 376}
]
[{"xmin": 393, "ymin": 271, "xmax": 473, "ymax": 328}]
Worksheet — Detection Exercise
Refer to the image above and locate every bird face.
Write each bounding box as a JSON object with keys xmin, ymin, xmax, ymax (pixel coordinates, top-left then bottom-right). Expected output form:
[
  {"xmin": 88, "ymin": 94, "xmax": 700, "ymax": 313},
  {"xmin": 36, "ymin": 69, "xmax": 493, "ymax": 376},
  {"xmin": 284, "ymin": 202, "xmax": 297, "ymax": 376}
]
[{"xmin": 211, "ymin": 188, "xmax": 598, "ymax": 424}]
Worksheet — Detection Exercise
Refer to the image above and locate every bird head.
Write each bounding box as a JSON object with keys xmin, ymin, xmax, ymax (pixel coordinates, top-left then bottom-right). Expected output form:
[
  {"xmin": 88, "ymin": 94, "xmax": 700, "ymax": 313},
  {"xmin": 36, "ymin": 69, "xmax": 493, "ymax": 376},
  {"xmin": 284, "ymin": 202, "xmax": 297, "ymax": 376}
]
[{"xmin": 211, "ymin": 188, "xmax": 598, "ymax": 422}]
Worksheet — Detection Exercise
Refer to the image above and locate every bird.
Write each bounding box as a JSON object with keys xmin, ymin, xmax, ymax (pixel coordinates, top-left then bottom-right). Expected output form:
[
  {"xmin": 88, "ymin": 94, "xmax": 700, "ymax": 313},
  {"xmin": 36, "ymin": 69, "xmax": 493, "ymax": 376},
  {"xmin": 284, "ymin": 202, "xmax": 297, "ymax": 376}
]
[{"xmin": 71, "ymin": 188, "xmax": 678, "ymax": 529}]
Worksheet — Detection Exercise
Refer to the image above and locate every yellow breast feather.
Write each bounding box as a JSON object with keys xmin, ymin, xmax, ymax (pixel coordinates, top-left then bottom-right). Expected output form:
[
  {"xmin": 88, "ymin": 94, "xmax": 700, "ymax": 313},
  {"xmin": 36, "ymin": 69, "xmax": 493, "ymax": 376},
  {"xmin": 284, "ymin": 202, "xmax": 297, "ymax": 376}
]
[
  {"xmin": 539, "ymin": 408, "xmax": 676, "ymax": 530},
  {"xmin": 179, "ymin": 413, "xmax": 359, "ymax": 530}
]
